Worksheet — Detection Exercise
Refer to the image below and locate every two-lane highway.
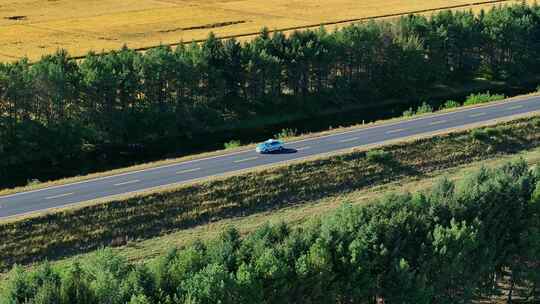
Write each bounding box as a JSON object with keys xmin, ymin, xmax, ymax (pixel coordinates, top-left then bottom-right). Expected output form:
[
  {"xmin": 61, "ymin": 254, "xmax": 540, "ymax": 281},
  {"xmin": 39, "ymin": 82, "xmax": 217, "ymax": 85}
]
[{"xmin": 2, "ymin": 95, "xmax": 540, "ymax": 218}]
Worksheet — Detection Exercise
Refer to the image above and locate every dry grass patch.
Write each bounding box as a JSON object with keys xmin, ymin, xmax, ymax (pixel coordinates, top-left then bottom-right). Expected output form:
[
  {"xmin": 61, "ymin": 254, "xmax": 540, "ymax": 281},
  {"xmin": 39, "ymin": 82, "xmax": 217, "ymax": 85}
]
[{"xmin": 0, "ymin": 0, "xmax": 531, "ymax": 61}]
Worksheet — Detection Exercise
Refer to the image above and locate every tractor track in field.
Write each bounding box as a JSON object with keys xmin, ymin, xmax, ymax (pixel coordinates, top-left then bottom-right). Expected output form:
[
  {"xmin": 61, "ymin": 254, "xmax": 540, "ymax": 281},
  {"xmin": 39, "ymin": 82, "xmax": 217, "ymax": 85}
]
[{"xmin": 62, "ymin": 0, "xmax": 517, "ymax": 61}]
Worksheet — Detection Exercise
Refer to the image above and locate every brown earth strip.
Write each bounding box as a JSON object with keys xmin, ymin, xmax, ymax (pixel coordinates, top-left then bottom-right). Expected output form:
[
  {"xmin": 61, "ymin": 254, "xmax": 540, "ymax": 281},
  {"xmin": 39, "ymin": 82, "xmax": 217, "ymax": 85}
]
[{"xmin": 70, "ymin": 0, "xmax": 517, "ymax": 59}]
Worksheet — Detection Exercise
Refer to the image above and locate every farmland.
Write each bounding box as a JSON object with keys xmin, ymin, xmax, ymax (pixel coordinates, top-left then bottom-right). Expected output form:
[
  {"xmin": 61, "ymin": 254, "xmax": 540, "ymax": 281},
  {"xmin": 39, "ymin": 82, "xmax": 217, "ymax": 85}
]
[{"xmin": 0, "ymin": 0, "xmax": 528, "ymax": 62}]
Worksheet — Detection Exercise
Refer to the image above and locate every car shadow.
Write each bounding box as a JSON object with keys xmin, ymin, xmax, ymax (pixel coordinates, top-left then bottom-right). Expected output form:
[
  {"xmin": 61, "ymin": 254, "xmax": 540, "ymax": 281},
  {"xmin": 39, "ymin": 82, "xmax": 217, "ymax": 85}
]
[{"xmin": 266, "ymin": 148, "xmax": 297, "ymax": 154}]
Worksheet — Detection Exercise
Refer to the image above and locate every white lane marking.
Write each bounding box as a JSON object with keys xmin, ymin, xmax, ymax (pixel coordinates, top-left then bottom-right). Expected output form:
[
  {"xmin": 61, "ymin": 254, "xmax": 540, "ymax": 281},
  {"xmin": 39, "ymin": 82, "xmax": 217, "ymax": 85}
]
[
  {"xmin": 386, "ymin": 128, "xmax": 406, "ymax": 134},
  {"xmin": 0, "ymin": 149, "xmax": 253, "ymax": 200},
  {"xmin": 469, "ymin": 112, "xmax": 487, "ymax": 118},
  {"xmin": 45, "ymin": 192, "xmax": 74, "ymax": 200},
  {"xmin": 176, "ymin": 168, "xmax": 201, "ymax": 174},
  {"xmin": 287, "ymin": 97, "xmax": 538, "ymax": 147},
  {"xmin": 339, "ymin": 137, "xmax": 359, "ymax": 143},
  {"xmin": 114, "ymin": 180, "xmax": 140, "ymax": 186},
  {"xmin": 507, "ymin": 105, "xmax": 524, "ymax": 110},
  {"xmin": 296, "ymin": 146, "xmax": 311, "ymax": 151},
  {"xmin": 234, "ymin": 157, "xmax": 258, "ymax": 163},
  {"xmin": 428, "ymin": 119, "xmax": 448, "ymax": 125}
]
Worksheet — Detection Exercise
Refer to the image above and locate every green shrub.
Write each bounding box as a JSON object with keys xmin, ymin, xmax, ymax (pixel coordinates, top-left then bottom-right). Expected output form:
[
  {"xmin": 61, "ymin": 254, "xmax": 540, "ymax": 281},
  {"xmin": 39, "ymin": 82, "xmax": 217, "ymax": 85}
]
[
  {"xmin": 471, "ymin": 127, "xmax": 501, "ymax": 141},
  {"xmin": 470, "ymin": 129, "xmax": 487, "ymax": 141},
  {"xmin": 415, "ymin": 102, "xmax": 433, "ymax": 115},
  {"xmin": 441, "ymin": 100, "xmax": 460, "ymax": 110},
  {"xmin": 275, "ymin": 128, "xmax": 298, "ymax": 139},
  {"xmin": 463, "ymin": 91, "xmax": 505, "ymax": 106},
  {"xmin": 366, "ymin": 149, "xmax": 392, "ymax": 164},
  {"xmin": 484, "ymin": 127, "xmax": 501, "ymax": 138},
  {"xmin": 81, "ymin": 143, "xmax": 96, "ymax": 153},
  {"xmin": 402, "ymin": 107, "xmax": 415, "ymax": 117},
  {"xmin": 403, "ymin": 102, "xmax": 433, "ymax": 118},
  {"xmin": 224, "ymin": 140, "xmax": 241, "ymax": 149},
  {"xmin": 26, "ymin": 179, "xmax": 40, "ymax": 187}
]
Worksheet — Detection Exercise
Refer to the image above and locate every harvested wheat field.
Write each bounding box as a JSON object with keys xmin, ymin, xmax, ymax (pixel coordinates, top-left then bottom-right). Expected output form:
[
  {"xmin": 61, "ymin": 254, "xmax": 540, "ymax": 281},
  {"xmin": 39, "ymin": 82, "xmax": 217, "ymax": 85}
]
[{"xmin": 0, "ymin": 0, "xmax": 528, "ymax": 62}]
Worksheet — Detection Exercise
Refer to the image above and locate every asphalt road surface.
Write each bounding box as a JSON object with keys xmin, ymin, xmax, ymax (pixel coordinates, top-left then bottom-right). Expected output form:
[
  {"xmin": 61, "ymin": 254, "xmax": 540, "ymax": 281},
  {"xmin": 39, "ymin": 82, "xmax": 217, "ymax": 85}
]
[{"xmin": 2, "ymin": 96, "xmax": 540, "ymax": 218}]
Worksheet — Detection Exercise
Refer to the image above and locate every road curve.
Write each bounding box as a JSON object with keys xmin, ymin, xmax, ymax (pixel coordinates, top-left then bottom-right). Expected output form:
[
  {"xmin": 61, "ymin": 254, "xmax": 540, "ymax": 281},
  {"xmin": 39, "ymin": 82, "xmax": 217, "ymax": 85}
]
[{"xmin": 1, "ymin": 96, "xmax": 540, "ymax": 218}]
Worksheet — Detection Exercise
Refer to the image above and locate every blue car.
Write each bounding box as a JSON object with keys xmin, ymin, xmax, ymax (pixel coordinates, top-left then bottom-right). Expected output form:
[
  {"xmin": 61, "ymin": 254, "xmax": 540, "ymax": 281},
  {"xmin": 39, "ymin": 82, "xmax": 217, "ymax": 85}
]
[{"xmin": 256, "ymin": 139, "xmax": 284, "ymax": 153}]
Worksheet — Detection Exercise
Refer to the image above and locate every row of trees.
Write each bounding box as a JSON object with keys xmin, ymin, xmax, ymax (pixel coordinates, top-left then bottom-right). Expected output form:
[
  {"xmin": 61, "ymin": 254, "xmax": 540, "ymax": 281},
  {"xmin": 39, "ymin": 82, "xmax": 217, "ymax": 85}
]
[
  {"xmin": 1, "ymin": 160, "xmax": 539, "ymax": 303},
  {"xmin": 2, "ymin": 3, "xmax": 540, "ymax": 187}
]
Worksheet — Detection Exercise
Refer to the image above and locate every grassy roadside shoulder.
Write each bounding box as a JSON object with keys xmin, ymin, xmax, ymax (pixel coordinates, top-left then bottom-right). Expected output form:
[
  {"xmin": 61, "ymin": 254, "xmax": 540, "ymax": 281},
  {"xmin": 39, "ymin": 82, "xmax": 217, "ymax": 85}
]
[
  {"xmin": 2, "ymin": 115, "xmax": 540, "ymax": 270},
  {"xmin": 1, "ymin": 79, "xmax": 538, "ymax": 197}
]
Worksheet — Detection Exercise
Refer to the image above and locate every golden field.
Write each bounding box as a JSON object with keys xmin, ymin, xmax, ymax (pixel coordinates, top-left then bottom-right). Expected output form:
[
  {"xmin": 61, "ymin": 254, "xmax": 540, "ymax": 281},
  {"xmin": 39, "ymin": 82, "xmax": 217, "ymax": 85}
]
[{"xmin": 0, "ymin": 0, "xmax": 528, "ymax": 62}]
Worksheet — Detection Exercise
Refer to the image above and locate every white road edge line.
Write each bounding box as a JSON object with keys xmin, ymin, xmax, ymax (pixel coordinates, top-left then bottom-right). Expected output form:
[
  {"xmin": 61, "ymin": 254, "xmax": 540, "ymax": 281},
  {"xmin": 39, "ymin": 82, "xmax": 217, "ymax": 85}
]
[
  {"xmin": 176, "ymin": 168, "xmax": 201, "ymax": 174},
  {"xmin": 114, "ymin": 180, "xmax": 140, "ymax": 186},
  {"xmin": 234, "ymin": 157, "xmax": 258, "ymax": 163},
  {"xmin": 45, "ymin": 192, "xmax": 74, "ymax": 200},
  {"xmin": 508, "ymin": 105, "xmax": 524, "ymax": 110},
  {"xmin": 386, "ymin": 128, "xmax": 406, "ymax": 134},
  {"xmin": 296, "ymin": 146, "xmax": 311, "ymax": 151}
]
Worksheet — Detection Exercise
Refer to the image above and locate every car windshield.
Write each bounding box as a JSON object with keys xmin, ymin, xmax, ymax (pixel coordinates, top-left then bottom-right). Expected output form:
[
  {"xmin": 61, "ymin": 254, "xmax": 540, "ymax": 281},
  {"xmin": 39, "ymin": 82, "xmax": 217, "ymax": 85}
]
[{"xmin": 270, "ymin": 141, "xmax": 280, "ymax": 145}]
